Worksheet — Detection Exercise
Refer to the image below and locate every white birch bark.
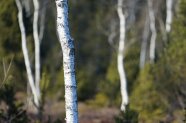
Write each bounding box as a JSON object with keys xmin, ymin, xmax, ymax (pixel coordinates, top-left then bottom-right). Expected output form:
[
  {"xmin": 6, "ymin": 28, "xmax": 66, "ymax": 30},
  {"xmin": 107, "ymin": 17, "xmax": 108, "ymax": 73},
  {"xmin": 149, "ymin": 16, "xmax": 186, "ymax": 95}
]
[
  {"xmin": 55, "ymin": 0, "xmax": 78, "ymax": 122},
  {"xmin": 15, "ymin": 0, "xmax": 39, "ymax": 107},
  {"xmin": 117, "ymin": 0, "xmax": 128, "ymax": 111},
  {"xmin": 33, "ymin": 0, "xmax": 41, "ymax": 100},
  {"xmin": 140, "ymin": 16, "xmax": 150, "ymax": 68},
  {"xmin": 166, "ymin": 0, "xmax": 173, "ymax": 33},
  {"xmin": 148, "ymin": 0, "xmax": 157, "ymax": 63}
]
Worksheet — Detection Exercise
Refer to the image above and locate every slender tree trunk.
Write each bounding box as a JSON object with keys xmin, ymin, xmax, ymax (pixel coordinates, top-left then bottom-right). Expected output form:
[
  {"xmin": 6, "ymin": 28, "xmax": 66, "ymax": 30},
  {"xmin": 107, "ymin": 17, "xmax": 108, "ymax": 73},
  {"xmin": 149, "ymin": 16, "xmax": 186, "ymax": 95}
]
[
  {"xmin": 33, "ymin": 0, "xmax": 41, "ymax": 102},
  {"xmin": 166, "ymin": 0, "xmax": 173, "ymax": 33},
  {"xmin": 39, "ymin": 0, "xmax": 47, "ymax": 41},
  {"xmin": 117, "ymin": 0, "xmax": 128, "ymax": 111},
  {"xmin": 108, "ymin": 20, "xmax": 117, "ymax": 49},
  {"xmin": 159, "ymin": 18, "xmax": 167, "ymax": 42},
  {"xmin": 15, "ymin": 0, "xmax": 39, "ymax": 107},
  {"xmin": 140, "ymin": 16, "xmax": 150, "ymax": 68},
  {"xmin": 148, "ymin": 0, "xmax": 157, "ymax": 63},
  {"xmin": 22, "ymin": 0, "xmax": 31, "ymax": 16},
  {"xmin": 39, "ymin": 11, "xmax": 45, "ymax": 42},
  {"xmin": 55, "ymin": 0, "xmax": 78, "ymax": 122}
]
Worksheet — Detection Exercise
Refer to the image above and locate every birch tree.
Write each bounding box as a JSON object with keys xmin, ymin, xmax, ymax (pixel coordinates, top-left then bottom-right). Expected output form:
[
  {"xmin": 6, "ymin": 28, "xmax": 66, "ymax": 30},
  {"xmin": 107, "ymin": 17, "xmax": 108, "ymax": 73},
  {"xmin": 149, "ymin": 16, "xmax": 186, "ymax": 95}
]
[
  {"xmin": 166, "ymin": 0, "xmax": 173, "ymax": 33},
  {"xmin": 140, "ymin": 15, "xmax": 150, "ymax": 68},
  {"xmin": 55, "ymin": 0, "xmax": 78, "ymax": 122},
  {"xmin": 148, "ymin": 0, "xmax": 157, "ymax": 63},
  {"xmin": 33, "ymin": 0, "xmax": 41, "ymax": 103},
  {"xmin": 39, "ymin": 0, "xmax": 47, "ymax": 41},
  {"xmin": 117, "ymin": 0, "xmax": 128, "ymax": 111},
  {"xmin": 15, "ymin": 0, "xmax": 39, "ymax": 107},
  {"xmin": 22, "ymin": 0, "xmax": 31, "ymax": 16}
]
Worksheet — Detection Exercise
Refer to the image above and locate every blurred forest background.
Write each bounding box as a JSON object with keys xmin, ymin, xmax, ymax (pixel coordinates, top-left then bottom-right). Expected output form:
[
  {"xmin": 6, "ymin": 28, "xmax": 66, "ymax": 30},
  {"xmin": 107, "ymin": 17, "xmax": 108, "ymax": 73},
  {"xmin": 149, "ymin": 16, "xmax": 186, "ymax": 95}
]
[{"xmin": 0, "ymin": 0, "xmax": 186, "ymax": 122}]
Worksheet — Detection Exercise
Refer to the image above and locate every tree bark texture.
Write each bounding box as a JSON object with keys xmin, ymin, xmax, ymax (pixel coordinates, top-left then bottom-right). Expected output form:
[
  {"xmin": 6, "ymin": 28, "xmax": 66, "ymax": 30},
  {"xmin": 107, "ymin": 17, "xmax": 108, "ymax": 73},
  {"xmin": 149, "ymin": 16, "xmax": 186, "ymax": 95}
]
[
  {"xmin": 16, "ymin": 0, "xmax": 39, "ymax": 107},
  {"xmin": 33, "ymin": 0, "xmax": 41, "ymax": 99},
  {"xmin": 117, "ymin": 0, "xmax": 129, "ymax": 111},
  {"xmin": 166, "ymin": 0, "xmax": 173, "ymax": 33},
  {"xmin": 140, "ymin": 16, "xmax": 150, "ymax": 68},
  {"xmin": 148, "ymin": 0, "xmax": 157, "ymax": 63},
  {"xmin": 55, "ymin": 0, "xmax": 78, "ymax": 122}
]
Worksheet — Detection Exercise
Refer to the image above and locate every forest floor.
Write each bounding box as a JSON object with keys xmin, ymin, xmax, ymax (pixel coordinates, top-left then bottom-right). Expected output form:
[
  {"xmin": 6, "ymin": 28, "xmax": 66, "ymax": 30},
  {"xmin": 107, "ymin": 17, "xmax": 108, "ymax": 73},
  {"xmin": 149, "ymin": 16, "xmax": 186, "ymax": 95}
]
[
  {"xmin": 14, "ymin": 92, "xmax": 120, "ymax": 123},
  {"xmin": 27, "ymin": 99, "xmax": 119, "ymax": 123},
  {"xmin": 78, "ymin": 103, "xmax": 118, "ymax": 123}
]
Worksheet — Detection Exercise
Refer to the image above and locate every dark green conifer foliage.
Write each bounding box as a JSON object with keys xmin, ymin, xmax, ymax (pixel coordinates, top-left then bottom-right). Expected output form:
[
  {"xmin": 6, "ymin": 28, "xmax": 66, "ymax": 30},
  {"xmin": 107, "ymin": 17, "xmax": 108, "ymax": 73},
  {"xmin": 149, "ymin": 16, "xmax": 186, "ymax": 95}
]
[
  {"xmin": 0, "ymin": 85, "xmax": 29, "ymax": 123},
  {"xmin": 130, "ymin": 0, "xmax": 186, "ymax": 122}
]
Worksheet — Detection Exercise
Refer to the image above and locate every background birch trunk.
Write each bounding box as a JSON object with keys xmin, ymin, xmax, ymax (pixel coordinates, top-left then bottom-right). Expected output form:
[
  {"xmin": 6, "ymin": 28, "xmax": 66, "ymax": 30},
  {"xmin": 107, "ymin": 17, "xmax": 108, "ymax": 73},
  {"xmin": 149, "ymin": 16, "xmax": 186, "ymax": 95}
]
[
  {"xmin": 15, "ymin": 0, "xmax": 39, "ymax": 107},
  {"xmin": 22, "ymin": 0, "xmax": 31, "ymax": 16},
  {"xmin": 148, "ymin": 0, "xmax": 157, "ymax": 63},
  {"xmin": 39, "ymin": 0, "xmax": 47, "ymax": 42},
  {"xmin": 166, "ymin": 0, "xmax": 173, "ymax": 33},
  {"xmin": 55, "ymin": 0, "xmax": 78, "ymax": 122},
  {"xmin": 117, "ymin": 0, "xmax": 128, "ymax": 111},
  {"xmin": 33, "ymin": 0, "xmax": 41, "ymax": 103},
  {"xmin": 140, "ymin": 16, "xmax": 150, "ymax": 68}
]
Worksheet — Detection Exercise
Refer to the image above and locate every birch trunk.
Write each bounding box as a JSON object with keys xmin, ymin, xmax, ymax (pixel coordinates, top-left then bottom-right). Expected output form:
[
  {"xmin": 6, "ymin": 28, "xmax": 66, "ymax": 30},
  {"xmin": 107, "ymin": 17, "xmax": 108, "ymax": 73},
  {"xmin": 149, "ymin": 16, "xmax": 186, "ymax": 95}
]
[
  {"xmin": 39, "ymin": 0, "xmax": 47, "ymax": 41},
  {"xmin": 140, "ymin": 16, "xmax": 150, "ymax": 68},
  {"xmin": 166, "ymin": 0, "xmax": 173, "ymax": 33},
  {"xmin": 55, "ymin": 0, "xmax": 78, "ymax": 122},
  {"xmin": 33, "ymin": 0, "xmax": 41, "ymax": 101},
  {"xmin": 117, "ymin": 0, "xmax": 128, "ymax": 111},
  {"xmin": 148, "ymin": 0, "xmax": 157, "ymax": 63},
  {"xmin": 22, "ymin": 0, "xmax": 31, "ymax": 16},
  {"xmin": 15, "ymin": 0, "xmax": 39, "ymax": 107}
]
